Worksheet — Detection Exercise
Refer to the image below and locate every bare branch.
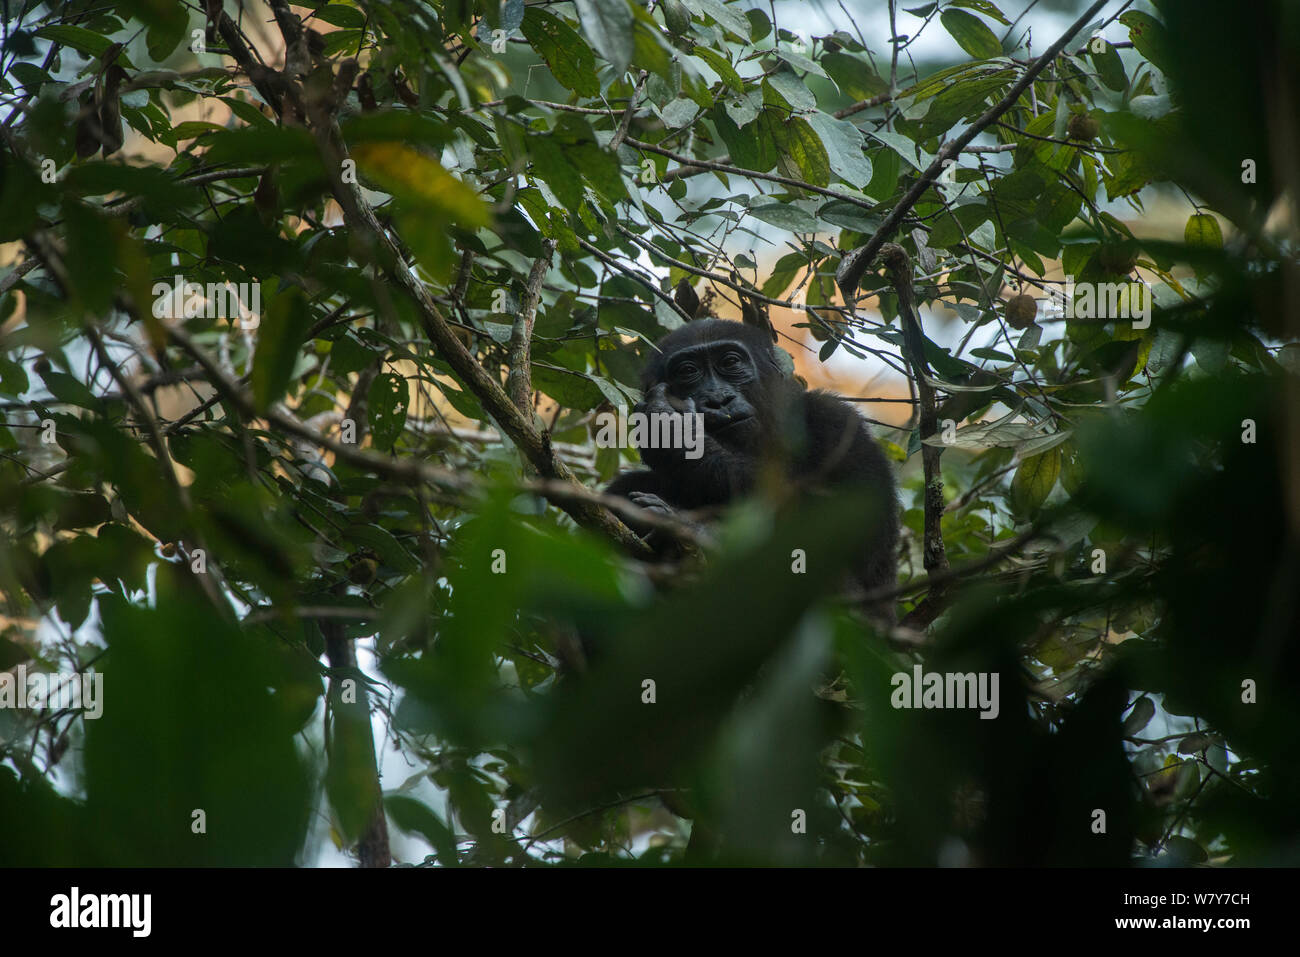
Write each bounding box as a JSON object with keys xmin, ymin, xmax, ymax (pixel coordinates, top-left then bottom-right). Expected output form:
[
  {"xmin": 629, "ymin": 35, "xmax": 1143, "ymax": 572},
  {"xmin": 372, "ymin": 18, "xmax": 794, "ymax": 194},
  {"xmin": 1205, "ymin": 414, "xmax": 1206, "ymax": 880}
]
[
  {"xmin": 507, "ymin": 238, "xmax": 557, "ymax": 416},
  {"xmin": 879, "ymin": 244, "xmax": 949, "ymax": 623},
  {"xmin": 624, "ymin": 136, "xmax": 878, "ymax": 212},
  {"xmin": 837, "ymin": 0, "xmax": 1110, "ymax": 301},
  {"xmin": 164, "ymin": 325, "xmax": 697, "ymax": 549}
]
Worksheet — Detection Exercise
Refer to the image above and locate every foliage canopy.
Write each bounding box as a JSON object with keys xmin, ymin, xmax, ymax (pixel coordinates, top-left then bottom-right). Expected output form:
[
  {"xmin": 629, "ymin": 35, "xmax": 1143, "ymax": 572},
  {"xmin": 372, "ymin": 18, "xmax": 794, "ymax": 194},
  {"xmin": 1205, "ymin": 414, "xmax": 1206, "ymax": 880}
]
[{"xmin": 0, "ymin": 0, "xmax": 1297, "ymax": 866}]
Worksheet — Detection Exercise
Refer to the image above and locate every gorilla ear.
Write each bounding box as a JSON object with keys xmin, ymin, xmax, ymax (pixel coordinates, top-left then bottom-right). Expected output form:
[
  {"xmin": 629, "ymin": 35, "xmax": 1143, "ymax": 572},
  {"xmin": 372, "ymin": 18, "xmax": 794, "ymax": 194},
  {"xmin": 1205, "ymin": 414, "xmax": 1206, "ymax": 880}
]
[
  {"xmin": 740, "ymin": 292, "xmax": 777, "ymax": 342},
  {"xmin": 673, "ymin": 278, "xmax": 702, "ymax": 319}
]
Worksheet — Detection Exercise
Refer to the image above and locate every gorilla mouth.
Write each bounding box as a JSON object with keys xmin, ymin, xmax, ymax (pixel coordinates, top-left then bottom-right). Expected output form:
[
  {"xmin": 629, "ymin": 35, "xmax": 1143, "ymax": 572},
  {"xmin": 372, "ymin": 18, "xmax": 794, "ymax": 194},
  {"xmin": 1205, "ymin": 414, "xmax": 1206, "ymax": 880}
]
[{"xmin": 710, "ymin": 414, "xmax": 753, "ymax": 433}]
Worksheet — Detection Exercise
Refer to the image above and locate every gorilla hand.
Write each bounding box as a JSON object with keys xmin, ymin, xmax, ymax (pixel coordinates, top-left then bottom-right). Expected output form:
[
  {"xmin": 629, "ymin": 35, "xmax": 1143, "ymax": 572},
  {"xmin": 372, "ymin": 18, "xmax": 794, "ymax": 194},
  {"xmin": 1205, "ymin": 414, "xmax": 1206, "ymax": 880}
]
[
  {"xmin": 636, "ymin": 382, "xmax": 694, "ymax": 417},
  {"xmin": 626, "ymin": 490, "xmax": 676, "ymax": 518},
  {"xmin": 635, "ymin": 383, "xmax": 698, "ymax": 469}
]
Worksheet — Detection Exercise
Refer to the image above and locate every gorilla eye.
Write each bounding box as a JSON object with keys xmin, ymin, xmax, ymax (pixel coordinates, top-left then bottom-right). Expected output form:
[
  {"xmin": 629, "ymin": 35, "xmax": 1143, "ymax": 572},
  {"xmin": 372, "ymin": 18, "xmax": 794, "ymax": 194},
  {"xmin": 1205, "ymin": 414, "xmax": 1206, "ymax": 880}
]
[
  {"xmin": 674, "ymin": 360, "xmax": 700, "ymax": 379},
  {"xmin": 719, "ymin": 352, "xmax": 744, "ymax": 371}
]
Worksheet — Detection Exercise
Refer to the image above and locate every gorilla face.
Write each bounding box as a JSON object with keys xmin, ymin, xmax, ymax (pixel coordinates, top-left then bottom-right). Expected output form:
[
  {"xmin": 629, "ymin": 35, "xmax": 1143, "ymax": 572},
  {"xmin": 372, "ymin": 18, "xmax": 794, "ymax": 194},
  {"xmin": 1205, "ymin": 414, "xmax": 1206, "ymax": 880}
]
[
  {"xmin": 642, "ymin": 319, "xmax": 782, "ymax": 452},
  {"xmin": 663, "ymin": 339, "xmax": 758, "ymax": 432}
]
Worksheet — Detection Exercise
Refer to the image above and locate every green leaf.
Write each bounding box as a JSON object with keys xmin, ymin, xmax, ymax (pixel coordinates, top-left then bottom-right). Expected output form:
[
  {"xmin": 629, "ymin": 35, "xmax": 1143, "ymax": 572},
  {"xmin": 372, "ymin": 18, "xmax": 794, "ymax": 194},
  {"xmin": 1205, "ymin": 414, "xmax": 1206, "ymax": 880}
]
[
  {"xmin": 62, "ymin": 202, "xmax": 120, "ymax": 313},
  {"xmin": 345, "ymin": 524, "xmax": 419, "ymax": 573},
  {"xmin": 321, "ymin": 30, "xmax": 362, "ymax": 57},
  {"xmin": 660, "ymin": 97, "xmax": 699, "ymax": 128},
  {"xmin": 569, "ymin": 142, "xmax": 627, "ymax": 204},
  {"xmin": 529, "ymin": 134, "xmax": 584, "ymax": 212},
  {"xmin": 776, "ymin": 47, "xmax": 827, "ymax": 78},
  {"xmin": 384, "ymin": 795, "xmax": 458, "ymax": 861},
  {"xmin": 868, "ymin": 128, "xmax": 933, "ymax": 171},
  {"xmin": 313, "ymin": 4, "xmax": 367, "ymax": 28},
  {"xmin": 940, "ymin": 9, "xmax": 1002, "ymax": 60},
  {"xmin": 326, "ymin": 676, "xmax": 381, "ymax": 843},
  {"xmin": 145, "ymin": 11, "xmax": 189, "ymax": 62},
  {"xmin": 0, "ymin": 356, "xmax": 30, "ymax": 396},
  {"xmin": 694, "ymin": 47, "xmax": 743, "ymax": 91},
  {"xmin": 765, "ymin": 70, "xmax": 816, "ymax": 112},
  {"xmin": 683, "ymin": 0, "xmax": 751, "ymax": 40},
  {"xmin": 817, "ymin": 199, "xmax": 879, "ymax": 233},
  {"xmin": 822, "ymin": 52, "xmax": 889, "ymax": 101},
  {"xmin": 928, "ymin": 202, "xmax": 989, "ymax": 249},
  {"xmin": 83, "ymin": 595, "xmax": 313, "ymax": 864},
  {"xmin": 159, "ymin": 120, "xmax": 226, "ymax": 148},
  {"xmin": 773, "ymin": 116, "xmax": 831, "ymax": 188},
  {"xmin": 748, "ymin": 203, "xmax": 818, "ymax": 233},
  {"xmin": 573, "ymin": 0, "xmax": 635, "ymax": 75},
  {"xmin": 1123, "ymin": 696, "xmax": 1155, "ymax": 735},
  {"xmin": 35, "ymin": 25, "xmax": 121, "ymax": 61},
  {"xmin": 863, "ymin": 146, "xmax": 901, "ymax": 201},
  {"xmin": 222, "ymin": 96, "xmax": 276, "ymax": 130},
  {"xmin": 6, "ymin": 62, "xmax": 51, "ymax": 92},
  {"xmin": 251, "ymin": 287, "xmax": 313, "ymax": 414},
  {"xmin": 807, "ymin": 112, "xmax": 872, "ymax": 187},
  {"xmin": 36, "ymin": 368, "xmax": 102, "ymax": 411},
  {"xmin": 1184, "ymin": 213, "xmax": 1223, "ymax": 249},
  {"xmin": 722, "ymin": 90, "xmax": 760, "ymax": 127},
  {"xmin": 1088, "ymin": 41, "xmax": 1127, "ymax": 93},
  {"xmin": 1118, "ymin": 11, "xmax": 1173, "ymax": 76},
  {"xmin": 352, "ymin": 142, "xmax": 491, "ymax": 227},
  {"xmin": 761, "ymin": 252, "xmax": 808, "ymax": 298},
  {"xmin": 64, "ymin": 163, "xmax": 192, "ymax": 209},
  {"xmin": 630, "ymin": 13, "xmax": 675, "ymax": 77},
  {"xmin": 534, "ymin": 365, "xmax": 603, "ymax": 410},
  {"xmin": 368, "ymin": 372, "xmax": 408, "ymax": 450},
  {"xmin": 948, "ymin": 0, "xmax": 1009, "ymax": 25},
  {"xmin": 522, "ymin": 8, "xmax": 600, "ymax": 97},
  {"xmin": 1009, "ymin": 447, "xmax": 1061, "ymax": 516},
  {"xmin": 203, "ymin": 125, "xmax": 316, "ymax": 166}
]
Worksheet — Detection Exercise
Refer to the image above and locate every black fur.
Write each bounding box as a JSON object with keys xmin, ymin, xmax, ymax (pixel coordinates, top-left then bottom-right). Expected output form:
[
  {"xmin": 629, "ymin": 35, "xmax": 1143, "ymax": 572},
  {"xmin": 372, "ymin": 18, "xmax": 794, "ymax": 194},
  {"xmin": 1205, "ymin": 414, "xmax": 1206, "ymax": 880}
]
[{"xmin": 607, "ymin": 319, "xmax": 899, "ymax": 606}]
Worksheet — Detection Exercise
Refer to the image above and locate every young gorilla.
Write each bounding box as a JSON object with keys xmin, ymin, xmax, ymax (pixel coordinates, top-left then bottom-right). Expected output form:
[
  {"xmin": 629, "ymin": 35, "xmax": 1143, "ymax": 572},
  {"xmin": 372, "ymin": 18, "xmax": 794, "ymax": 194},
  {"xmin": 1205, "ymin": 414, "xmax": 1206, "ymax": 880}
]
[{"xmin": 606, "ymin": 318, "xmax": 899, "ymax": 607}]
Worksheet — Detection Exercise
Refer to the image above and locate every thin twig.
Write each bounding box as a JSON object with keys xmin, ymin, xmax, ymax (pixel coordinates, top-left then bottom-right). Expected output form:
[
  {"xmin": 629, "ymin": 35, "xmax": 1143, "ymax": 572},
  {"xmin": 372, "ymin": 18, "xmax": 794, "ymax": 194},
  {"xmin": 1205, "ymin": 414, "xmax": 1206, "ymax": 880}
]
[
  {"xmin": 836, "ymin": 0, "xmax": 1110, "ymax": 301},
  {"xmin": 507, "ymin": 238, "xmax": 557, "ymax": 415}
]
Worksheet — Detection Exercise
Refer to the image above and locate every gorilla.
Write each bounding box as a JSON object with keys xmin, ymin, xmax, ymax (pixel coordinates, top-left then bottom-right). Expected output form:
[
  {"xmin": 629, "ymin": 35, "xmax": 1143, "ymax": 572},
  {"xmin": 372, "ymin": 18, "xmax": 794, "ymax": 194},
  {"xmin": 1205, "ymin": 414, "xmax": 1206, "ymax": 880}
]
[{"xmin": 606, "ymin": 317, "xmax": 899, "ymax": 609}]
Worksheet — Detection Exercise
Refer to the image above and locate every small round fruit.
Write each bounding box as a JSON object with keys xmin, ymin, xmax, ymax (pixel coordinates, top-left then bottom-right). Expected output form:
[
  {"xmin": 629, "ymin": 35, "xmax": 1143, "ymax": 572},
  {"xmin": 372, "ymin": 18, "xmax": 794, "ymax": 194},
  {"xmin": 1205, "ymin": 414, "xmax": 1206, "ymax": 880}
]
[
  {"xmin": 1006, "ymin": 293, "xmax": 1038, "ymax": 329},
  {"xmin": 348, "ymin": 558, "xmax": 379, "ymax": 585},
  {"xmin": 663, "ymin": 0, "xmax": 691, "ymax": 37},
  {"xmin": 1067, "ymin": 113, "xmax": 1101, "ymax": 142}
]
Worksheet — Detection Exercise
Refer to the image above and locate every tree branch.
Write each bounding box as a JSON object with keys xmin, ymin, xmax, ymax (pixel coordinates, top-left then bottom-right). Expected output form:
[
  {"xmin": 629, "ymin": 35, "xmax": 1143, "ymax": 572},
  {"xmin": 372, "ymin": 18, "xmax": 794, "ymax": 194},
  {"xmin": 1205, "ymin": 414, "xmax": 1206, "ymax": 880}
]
[
  {"xmin": 84, "ymin": 325, "xmax": 236, "ymax": 619},
  {"xmin": 879, "ymin": 244, "xmax": 949, "ymax": 626},
  {"xmin": 624, "ymin": 136, "xmax": 879, "ymax": 212},
  {"xmin": 507, "ymin": 238, "xmax": 556, "ymax": 416},
  {"xmin": 164, "ymin": 325, "xmax": 695, "ymax": 548},
  {"xmin": 836, "ymin": 0, "xmax": 1110, "ymax": 301},
  {"xmin": 237, "ymin": 2, "xmax": 653, "ymax": 555}
]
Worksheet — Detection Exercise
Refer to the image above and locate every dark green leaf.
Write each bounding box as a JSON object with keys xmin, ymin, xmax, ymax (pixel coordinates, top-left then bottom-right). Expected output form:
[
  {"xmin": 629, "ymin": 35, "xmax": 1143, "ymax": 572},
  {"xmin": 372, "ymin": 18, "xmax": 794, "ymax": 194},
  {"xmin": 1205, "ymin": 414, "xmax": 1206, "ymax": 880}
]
[{"xmin": 940, "ymin": 9, "xmax": 1002, "ymax": 60}]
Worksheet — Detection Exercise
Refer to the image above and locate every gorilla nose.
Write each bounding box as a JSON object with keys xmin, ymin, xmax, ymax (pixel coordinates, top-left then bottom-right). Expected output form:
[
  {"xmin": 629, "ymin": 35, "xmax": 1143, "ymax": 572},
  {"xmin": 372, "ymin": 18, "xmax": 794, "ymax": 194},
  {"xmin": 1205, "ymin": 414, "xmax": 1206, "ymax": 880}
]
[{"xmin": 701, "ymin": 394, "xmax": 733, "ymax": 412}]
